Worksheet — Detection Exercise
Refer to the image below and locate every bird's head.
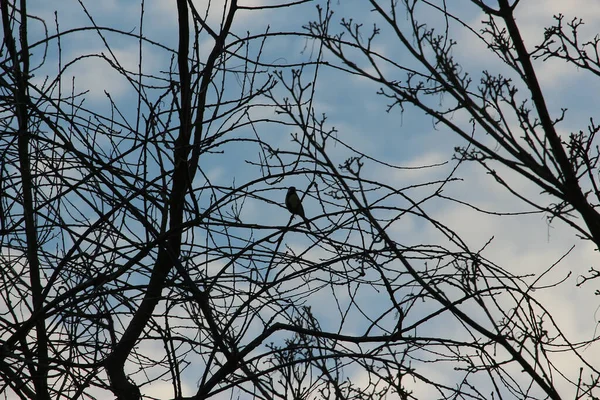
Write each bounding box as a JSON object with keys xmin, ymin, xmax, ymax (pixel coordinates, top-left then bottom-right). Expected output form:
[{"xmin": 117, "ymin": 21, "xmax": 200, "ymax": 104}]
[{"xmin": 288, "ymin": 186, "xmax": 296, "ymax": 194}]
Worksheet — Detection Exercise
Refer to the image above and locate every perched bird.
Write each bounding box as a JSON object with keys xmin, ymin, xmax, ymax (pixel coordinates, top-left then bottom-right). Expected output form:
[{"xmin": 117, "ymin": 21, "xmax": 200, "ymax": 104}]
[{"xmin": 285, "ymin": 186, "xmax": 311, "ymax": 230}]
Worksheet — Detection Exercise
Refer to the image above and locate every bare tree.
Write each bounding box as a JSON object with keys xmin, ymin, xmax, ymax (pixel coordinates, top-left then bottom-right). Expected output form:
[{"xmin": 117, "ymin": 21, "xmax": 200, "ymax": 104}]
[
  {"xmin": 294, "ymin": 0, "xmax": 600, "ymax": 398},
  {"xmin": 0, "ymin": 0, "xmax": 308, "ymax": 398},
  {"xmin": 1, "ymin": 0, "xmax": 599, "ymax": 399}
]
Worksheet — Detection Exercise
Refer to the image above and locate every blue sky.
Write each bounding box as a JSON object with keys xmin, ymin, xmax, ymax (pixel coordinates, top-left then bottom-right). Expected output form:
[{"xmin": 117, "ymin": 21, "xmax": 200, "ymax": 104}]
[{"xmin": 11, "ymin": 0, "xmax": 600, "ymax": 398}]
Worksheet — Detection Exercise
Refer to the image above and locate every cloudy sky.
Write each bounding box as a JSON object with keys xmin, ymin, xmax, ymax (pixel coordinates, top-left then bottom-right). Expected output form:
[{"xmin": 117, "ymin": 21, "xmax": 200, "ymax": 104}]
[{"xmin": 16, "ymin": 0, "xmax": 600, "ymax": 398}]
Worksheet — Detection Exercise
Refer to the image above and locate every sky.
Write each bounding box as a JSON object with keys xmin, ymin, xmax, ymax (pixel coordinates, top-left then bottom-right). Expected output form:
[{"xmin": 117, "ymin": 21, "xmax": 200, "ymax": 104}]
[{"xmin": 10, "ymin": 0, "xmax": 600, "ymax": 398}]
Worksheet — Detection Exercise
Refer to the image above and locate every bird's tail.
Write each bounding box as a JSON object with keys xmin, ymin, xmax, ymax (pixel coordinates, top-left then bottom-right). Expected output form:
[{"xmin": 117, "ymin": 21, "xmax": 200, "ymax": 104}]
[{"xmin": 303, "ymin": 217, "xmax": 311, "ymax": 230}]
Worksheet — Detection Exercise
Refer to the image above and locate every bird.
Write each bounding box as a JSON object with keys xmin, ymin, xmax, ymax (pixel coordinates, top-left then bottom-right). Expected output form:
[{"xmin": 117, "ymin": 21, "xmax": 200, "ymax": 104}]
[{"xmin": 285, "ymin": 186, "xmax": 311, "ymax": 230}]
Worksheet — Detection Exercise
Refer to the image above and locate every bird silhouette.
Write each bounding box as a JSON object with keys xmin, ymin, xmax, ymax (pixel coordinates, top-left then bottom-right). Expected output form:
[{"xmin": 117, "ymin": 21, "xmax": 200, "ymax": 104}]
[{"xmin": 285, "ymin": 186, "xmax": 311, "ymax": 230}]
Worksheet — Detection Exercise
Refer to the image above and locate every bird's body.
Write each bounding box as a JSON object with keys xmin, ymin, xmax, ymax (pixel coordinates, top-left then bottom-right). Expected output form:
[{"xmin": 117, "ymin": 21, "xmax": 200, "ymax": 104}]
[{"xmin": 285, "ymin": 186, "xmax": 311, "ymax": 230}]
